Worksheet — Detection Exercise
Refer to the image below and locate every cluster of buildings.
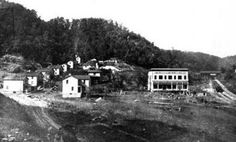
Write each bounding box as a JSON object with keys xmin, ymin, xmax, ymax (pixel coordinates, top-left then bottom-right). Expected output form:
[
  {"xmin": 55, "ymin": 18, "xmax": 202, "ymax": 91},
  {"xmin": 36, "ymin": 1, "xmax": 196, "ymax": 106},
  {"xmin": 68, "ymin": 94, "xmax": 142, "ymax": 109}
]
[
  {"xmin": 1, "ymin": 54, "xmax": 222, "ymax": 96},
  {"xmin": 2, "ymin": 56, "xmax": 107, "ymax": 98}
]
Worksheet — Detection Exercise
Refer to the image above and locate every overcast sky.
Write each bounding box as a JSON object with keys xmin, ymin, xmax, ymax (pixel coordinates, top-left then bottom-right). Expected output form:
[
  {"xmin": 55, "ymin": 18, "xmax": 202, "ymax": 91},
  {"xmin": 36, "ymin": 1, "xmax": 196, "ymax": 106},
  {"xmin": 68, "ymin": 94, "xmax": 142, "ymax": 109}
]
[{"xmin": 8, "ymin": 0, "xmax": 236, "ymax": 57}]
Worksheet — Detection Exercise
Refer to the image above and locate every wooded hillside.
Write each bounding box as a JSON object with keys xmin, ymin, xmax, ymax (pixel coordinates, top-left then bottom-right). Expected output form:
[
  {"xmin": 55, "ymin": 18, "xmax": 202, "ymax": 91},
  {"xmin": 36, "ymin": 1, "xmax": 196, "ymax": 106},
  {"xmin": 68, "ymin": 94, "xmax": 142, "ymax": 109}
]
[{"xmin": 0, "ymin": 0, "xmax": 228, "ymax": 71}]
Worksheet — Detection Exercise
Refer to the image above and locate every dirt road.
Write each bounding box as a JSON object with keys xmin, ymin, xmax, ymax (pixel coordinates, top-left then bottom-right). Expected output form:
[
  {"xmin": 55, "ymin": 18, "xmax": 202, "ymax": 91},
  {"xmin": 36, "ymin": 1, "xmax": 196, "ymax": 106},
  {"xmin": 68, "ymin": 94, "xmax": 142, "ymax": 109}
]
[
  {"xmin": 207, "ymin": 80, "xmax": 235, "ymax": 104},
  {"xmin": 0, "ymin": 91, "xmax": 61, "ymax": 130},
  {"xmin": 30, "ymin": 107, "xmax": 61, "ymax": 129}
]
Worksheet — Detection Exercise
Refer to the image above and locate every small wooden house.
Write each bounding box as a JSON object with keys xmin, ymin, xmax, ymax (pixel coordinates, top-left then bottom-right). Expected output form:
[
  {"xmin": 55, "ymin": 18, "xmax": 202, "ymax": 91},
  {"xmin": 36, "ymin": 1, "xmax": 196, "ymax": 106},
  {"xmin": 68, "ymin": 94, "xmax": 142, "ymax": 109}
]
[
  {"xmin": 26, "ymin": 72, "xmax": 38, "ymax": 86},
  {"xmin": 62, "ymin": 64, "xmax": 68, "ymax": 72},
  {"xmin": 62, "ymin": 75, "xmax": 90, "ymax": 98},
  {"xmin": 87, "ymin": 69, "xmax": 102, "ymax": 85},
  {"xmin": 200, "ymin": 71, "xmax": 221, "ymax": 80},
  {"xmin": 36, "ymin": 68, "xmax": 51, "ymax": 82},
  {"xmin": 50, "ymin": 65, "xmax": 62, "ymax": 76},
  {"xmin": 67, "ymin": 61, "xmax": 74, "ymax": 69},
  {"xmin": 3, "ymin": 76, "xmax": 25, "ymax": 93},
  {"xmin": 75, "ymin": 55, "xmax": 81, "ymax": 64},
  {"xmin": 82, "ymin": 59, "xmax": 99, "ymax": 70},
  {"xmin": 87, "ymin": 69, "xmax": 101, "ymax": 77}
]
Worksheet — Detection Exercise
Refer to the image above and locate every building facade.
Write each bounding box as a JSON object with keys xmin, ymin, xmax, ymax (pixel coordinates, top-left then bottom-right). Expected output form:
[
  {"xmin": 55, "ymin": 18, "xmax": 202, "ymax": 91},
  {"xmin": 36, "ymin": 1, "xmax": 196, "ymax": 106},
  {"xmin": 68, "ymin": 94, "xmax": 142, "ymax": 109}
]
[
  {"xmin": 200, "ymin": 71, "xmax": 221, "ymax": 80},
  {"xmin": 62, "ymin": 75, "xmax": 90, "ymax": 98},
  {"xmin": 3, "ymin": 76, "xmax": 25, "ymax": 93},
  {"xmin": 148, "ymin": 68, "xmax": 189, "ymax": 92}
]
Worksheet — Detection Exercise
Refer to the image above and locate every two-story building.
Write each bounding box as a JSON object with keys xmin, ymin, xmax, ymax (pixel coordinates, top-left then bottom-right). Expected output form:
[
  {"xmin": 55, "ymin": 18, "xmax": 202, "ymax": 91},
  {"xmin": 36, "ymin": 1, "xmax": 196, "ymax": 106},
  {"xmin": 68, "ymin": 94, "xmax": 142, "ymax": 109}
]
[
  {"xmin": 62, "ymin": 75, "xmax": 91, "ymax": 98},
  {"xmin": 148, "ymin": 68, "xmax": 189, "ymax": 92}
]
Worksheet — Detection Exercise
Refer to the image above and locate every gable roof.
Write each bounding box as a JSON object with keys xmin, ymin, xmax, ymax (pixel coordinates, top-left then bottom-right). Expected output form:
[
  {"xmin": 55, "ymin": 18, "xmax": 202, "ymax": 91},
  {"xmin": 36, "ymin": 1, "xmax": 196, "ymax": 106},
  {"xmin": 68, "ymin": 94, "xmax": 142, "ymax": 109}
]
[
  {"xmin": 49, "ymin": 65, "xmax": 62, "ymax": 69},
  {"xmin": 64, "ymin": 75, "xmax": 90, "ymax": 80},
  {"xmin": 87, "ymin": 69, "xmax": 102, "ymax": 73},
  {"xmin": 83, "ymin": 59, "xmax": 98, "ymax": 67},
  {"xmin": 26, "ymin": 72, "xmax": 40, "ymax": 76},
  {"xmin": 36, "ymin": 68, "xmax": 51, "ymax": 73},
  {"xmin": 150, "ymin": 68, "xmax": 189, "ymax": 71},
  {"xmin": 3, "ymin": 75, "xmax": 25, "ymax": 81},
  {"xmin": 200, "ymin": 71, "xmax": 221, "ymax": 74}
]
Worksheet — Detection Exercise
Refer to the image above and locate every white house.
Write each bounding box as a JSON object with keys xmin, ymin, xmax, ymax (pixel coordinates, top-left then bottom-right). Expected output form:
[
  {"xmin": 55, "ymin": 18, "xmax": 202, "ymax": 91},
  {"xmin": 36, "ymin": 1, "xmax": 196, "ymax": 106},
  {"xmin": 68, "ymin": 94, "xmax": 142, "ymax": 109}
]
[
  {"xmin": 75, "ymin": 55, "xmax": 81, "ymax": 64},
  {"xmin": 26, "ymin": 73, "xmax": 38, "ymax": 87},
  {"xmin": 3, "ymin": 76, "xmax": 25, "ymax": 93},
  {"xmin": 100, "ymin": 66, "xmax": 121, "ymax": 73},
  {"xmin": 67, "ymin": 61, "xmax": 74, "ymax": 69},
  {"xmin": 36, "ymin": 68, "xmax": 51, "ymax": 82},
  {"xmin": 82, "ymin": 59, "xmax": 99, "ymax": 70},
  {"xmin": 148, "ymin": 68, "xmax": 189, "ymax": 92},
  {"xmin": 62, "ymin": 64, "xmax": 68, "ymax": 72},
  {"xmin": 62, "ymin": 75, "xmax": 90, "ymax": 98},
  {"xmin": 51, "ymin": 65, "xmax": 61, "ymax": 76},
  {"xmin": 87, "ymin": 69, "xmax": 101, "ymax": 77}
]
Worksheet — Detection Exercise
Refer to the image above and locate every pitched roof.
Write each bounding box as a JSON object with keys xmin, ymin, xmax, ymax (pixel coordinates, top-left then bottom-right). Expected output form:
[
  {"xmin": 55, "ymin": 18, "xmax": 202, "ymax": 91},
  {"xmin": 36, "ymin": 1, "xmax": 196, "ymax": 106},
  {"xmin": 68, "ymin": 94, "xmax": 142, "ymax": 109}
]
[
  {"xmin": 36, "ymin": 68, "xmax": 51, "ymax": 72},
  {"xmin": 83, "ymin": 59, "xmax": 98, "ymax": 67},
  {"xmin": 150, "ymin": 68, "xmax": 189, "ymax": 71},
  {"xmin": 73, "ymin": 75, "xmax": 90, "ymax": 80},
  {"xmin": 64, "ymin": 75, "xmax": 90, "ymax": 80},
  {"xmin": 87, "ymin": 69, "xmax": 102, "ymax": 73},
  {"xmin": 3, "ymin": 75, "xmax": 25, "ymax": 81},
  {"xmin": 26, "ymin": 72, "xmax": 39, "ymax": 76},
  {"xmin": 200, "ymin": 71, "xmax": 221, "ymax": 74},
  {"xmin": 49, "ymin": 65, "xmax": 62, "ymax": 69}
]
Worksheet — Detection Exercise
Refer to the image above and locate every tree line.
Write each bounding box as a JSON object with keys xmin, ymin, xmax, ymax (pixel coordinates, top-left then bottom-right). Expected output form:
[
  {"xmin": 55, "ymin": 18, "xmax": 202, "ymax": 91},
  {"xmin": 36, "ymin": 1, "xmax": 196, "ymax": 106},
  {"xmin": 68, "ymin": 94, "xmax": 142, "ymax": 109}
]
[{"xmin": 0, "ymin": 1, "xmax": 221, "ymax": 71}]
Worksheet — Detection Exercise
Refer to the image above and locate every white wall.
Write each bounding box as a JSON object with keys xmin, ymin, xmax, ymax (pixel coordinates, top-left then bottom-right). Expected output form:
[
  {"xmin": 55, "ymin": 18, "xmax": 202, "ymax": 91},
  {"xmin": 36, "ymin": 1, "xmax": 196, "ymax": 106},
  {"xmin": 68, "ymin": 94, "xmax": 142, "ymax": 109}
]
[
  {"xmin": 88, "ymin": 73, "xmax": 100, "ymax": 77},
  {"xmin": 27, "ymin": 76, "xmax": 37, "ymax": 87},
  {"xmin": 62, "ymin": 76, "xmax": 82, "ymax": 98},
  {"xmin": 3, "ymin": 80, "xmax": 24, "ymax": 93},
  {"xmin": 148, "ymin": 70, "xmax": 189, "ymax": 91}
]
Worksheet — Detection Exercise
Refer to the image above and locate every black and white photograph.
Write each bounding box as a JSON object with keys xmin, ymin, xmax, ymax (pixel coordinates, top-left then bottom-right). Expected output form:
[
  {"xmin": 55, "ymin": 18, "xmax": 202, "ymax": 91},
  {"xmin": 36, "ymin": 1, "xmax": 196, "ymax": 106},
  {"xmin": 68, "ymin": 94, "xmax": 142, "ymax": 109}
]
[{"xmin": 0, "ymin": 0, "xmax": 236, "ymax": 141}]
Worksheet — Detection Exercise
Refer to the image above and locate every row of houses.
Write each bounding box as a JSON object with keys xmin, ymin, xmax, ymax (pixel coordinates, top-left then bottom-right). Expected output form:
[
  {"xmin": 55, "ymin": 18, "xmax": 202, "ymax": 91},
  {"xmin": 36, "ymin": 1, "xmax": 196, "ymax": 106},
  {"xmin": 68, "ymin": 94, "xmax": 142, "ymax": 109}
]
[
  {"xmin": 1, "ymin": 54, "xmax": 222, "ymax": 96},
  {"xmin": 1, "ymin": 56, "xmax": 105, "ymax": 98}
]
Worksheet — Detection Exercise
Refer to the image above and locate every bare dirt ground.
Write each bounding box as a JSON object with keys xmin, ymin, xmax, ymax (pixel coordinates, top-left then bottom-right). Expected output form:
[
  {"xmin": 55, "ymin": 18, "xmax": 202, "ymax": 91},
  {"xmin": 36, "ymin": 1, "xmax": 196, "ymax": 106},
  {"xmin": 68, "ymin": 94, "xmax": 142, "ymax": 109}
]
[
  {"xmin": 1, "ymin": 80, "xmax": 236, "ymax": 142},
  {"xmin": 47, "ymin": 91, "xmax": 236, "ymax": 142}
]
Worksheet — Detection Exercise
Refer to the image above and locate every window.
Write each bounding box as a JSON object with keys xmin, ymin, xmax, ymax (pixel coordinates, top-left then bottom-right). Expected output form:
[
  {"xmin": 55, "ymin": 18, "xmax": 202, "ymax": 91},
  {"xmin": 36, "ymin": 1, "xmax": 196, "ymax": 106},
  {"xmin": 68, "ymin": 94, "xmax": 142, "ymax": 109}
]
[
  {"xmin": 178, "ymin": 75, "xmax": 182, "ymax": 80},
  {"xmin": 66, "ymin": 80, "xmax": 69, "ymax": 84},
  {"xmin": 183, "ymin": 84, "xmax": 187, "ymax": 89},
  {"xmin": 164, "ymin": 75, "xmax": 167, "ymax": 80},
  {"xmin": 71, "ymin": 87, "xmax": 74, "ymax": 91},
  {"xmin": 168, "ymin": 75, "xmax": 172, "ymax": 80},
  {"xmin": 184, "ymin": 75, "xmax": 187, "ymax": 80},
  {"xmin": 78, "ymin": 87, "xmax": 81, "ymax": 92},
  {"xmin": 174, "ymin": 76, "xmax": 176, "ymax": 80},
  {"xmin": 154, "ymin": 75, "xmax": 157, "ymax": 80},
  {"xmin": 173, "ymin": 84, "xmax": 176, "ymax": 89},
  {"xmin": 159, "ymin": 75, "xmax": 163, "ymax": 80},
  {"xmin": 153, "ymin": 84, "xmax": 158, "ymax": 89}
]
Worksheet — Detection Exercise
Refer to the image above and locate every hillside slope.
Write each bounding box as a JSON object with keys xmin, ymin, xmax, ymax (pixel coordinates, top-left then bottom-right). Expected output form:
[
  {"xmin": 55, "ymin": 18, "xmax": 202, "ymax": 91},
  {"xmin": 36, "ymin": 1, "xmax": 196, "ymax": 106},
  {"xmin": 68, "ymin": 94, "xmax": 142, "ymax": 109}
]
[
  {"xmin": 0, "ymin": 0, "xmax": 223, "ymax": 71},
  {"xmin": 0, "ymin": 93, "xmax": 48, "ymax": 141}
]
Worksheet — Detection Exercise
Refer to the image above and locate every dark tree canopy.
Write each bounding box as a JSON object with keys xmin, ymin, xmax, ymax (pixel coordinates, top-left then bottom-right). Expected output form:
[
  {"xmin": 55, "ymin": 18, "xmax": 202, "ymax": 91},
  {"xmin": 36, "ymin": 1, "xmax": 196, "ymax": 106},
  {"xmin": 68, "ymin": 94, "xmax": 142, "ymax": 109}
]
[{"xmin": 0, "ymin": 0, "xmax": 224, "ymax": 71}]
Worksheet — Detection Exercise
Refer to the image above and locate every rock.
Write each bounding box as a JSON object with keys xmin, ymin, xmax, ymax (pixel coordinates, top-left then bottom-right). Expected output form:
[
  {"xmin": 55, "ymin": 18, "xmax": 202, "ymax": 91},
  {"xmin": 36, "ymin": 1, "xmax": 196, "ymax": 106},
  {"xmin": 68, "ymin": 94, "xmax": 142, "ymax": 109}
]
[
  {"xmin": 134, "ymin": 99, "xmax": 139, "ymax": 102},
  {"xmin": 8, "ymin": 137, "xmax": 16, "ymax": 142},
  {"xmin": 1, "ymin": 138, "xmax": 8, "ymax": 141},
  {"xmin": 95, "ymin": 97, "xmax": 103, "ymax": 102}
]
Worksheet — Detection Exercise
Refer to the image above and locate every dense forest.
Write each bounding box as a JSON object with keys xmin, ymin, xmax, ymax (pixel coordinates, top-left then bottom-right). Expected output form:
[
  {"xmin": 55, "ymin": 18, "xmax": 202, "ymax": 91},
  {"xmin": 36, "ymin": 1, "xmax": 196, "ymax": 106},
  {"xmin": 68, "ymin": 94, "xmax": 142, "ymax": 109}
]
[{"xmin": 0, "ymin": 0, "xmax": 233, "ymax": 72}]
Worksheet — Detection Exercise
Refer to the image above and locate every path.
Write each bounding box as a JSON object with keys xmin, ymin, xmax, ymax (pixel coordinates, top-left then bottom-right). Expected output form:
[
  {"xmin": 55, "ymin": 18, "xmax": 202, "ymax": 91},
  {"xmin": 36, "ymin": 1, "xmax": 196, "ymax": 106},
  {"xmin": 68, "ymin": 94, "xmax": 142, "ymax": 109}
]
[
  {"xmin": 207, "ymin": 80, "xmax": 232, "ymax": 103},
  {"xmin": 214, "ymin": 79, "xmax": 236, "ymax": 100},
  {"xmin": 0, "ymin": 91, "xmax": 61, "ymax": 130},
  {"xmin": 206, "ymin": 80, "xmax": 236, "ymax": 104}
]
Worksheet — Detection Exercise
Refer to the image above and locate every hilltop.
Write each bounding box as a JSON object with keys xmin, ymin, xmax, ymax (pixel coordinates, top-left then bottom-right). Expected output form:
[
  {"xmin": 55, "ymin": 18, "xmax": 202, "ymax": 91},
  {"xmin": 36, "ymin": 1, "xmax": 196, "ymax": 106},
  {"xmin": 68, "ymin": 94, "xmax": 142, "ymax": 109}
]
[{"xmin": 0, "ymin": 0, "xmax": 224, "ymax": 72}]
